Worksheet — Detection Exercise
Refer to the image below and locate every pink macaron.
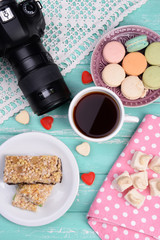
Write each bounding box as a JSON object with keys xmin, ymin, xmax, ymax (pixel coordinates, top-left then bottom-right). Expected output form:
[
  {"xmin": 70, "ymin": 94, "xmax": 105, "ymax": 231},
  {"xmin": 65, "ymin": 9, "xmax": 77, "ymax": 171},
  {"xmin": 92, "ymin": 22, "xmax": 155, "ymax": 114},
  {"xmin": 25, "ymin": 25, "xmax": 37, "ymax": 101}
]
[{"xmin": 102, "ymin": 41, "xmax": 126, "ymax": 63}]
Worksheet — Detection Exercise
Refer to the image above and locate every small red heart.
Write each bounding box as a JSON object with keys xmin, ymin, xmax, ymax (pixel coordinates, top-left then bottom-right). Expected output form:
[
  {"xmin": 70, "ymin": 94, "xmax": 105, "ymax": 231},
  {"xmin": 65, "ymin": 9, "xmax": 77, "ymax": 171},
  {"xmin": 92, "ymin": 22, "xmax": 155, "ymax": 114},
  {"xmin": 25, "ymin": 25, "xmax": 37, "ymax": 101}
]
[
  {"xmin": 81, "ymin": 172, "xmax": 95, "ymax": 185},
  {"xmin": 40, "ymin": 116, "xmax": 54, "ymax": 130},
  {"xmin": 82, "ymin": 71, "xmax": 93, "ymax": 84}
]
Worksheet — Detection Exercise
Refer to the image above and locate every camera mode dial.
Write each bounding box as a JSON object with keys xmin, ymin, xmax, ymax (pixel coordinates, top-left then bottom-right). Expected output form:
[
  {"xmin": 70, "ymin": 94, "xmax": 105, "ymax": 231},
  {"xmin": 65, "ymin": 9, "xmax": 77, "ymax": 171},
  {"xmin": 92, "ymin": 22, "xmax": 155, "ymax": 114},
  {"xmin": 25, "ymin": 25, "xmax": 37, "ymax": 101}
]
[{"xmin": 22, "ymin": 1, "xmax": 37, "ymax": 16}]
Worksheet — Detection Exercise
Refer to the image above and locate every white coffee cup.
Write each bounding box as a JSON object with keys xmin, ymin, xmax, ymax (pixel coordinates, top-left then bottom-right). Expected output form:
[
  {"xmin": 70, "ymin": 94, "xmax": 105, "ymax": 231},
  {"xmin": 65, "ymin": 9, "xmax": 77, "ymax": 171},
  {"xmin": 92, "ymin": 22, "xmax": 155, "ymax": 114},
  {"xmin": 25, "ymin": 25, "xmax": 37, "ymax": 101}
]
[{"xmin": 68, "ymin": 87, "xmax": 139, "ymax": 142}]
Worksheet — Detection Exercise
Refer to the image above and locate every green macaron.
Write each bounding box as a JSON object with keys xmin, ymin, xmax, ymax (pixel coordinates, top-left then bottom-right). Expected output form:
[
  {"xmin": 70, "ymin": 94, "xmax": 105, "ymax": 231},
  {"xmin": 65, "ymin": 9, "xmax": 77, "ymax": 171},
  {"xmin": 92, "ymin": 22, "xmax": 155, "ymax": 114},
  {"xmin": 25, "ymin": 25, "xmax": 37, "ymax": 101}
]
[
  {"xmin": 145, "ymin": 42, "xmax": 160, "ymax": 66},
  {"xmin": 125, "ymin": 35, "xmax": 149, "ymax": 52},
  {"xmin": 142, "ymin": 66, "xmax": 160, "ymax": 90}
]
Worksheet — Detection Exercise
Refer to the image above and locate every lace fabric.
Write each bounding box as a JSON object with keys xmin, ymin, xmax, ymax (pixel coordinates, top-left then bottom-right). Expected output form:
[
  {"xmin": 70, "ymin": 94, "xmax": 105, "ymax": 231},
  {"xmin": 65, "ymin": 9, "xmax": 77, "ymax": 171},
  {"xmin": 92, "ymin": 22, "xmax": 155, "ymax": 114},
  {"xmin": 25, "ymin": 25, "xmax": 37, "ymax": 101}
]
[{"xmin": 0, "ymin": 0, "xmax": 147, "ymax": 124}]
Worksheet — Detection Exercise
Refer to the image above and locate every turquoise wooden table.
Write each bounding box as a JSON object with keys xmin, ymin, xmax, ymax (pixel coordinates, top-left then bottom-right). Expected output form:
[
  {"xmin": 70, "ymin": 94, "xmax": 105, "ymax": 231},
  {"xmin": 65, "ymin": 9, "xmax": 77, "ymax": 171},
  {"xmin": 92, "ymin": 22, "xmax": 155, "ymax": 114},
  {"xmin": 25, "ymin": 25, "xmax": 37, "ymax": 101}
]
[{"xmin": 0, "ymin": 0, "xmax": 160, "ymax": 239}]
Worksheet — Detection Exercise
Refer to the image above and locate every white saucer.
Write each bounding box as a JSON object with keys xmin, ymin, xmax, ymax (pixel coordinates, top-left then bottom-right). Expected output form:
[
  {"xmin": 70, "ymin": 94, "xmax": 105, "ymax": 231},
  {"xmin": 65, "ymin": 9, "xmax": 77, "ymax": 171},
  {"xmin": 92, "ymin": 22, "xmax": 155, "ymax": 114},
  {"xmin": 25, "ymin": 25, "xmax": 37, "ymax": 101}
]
[{"xmin": 0, "ymin": 132, "xmax": 79, "ymax": 226}]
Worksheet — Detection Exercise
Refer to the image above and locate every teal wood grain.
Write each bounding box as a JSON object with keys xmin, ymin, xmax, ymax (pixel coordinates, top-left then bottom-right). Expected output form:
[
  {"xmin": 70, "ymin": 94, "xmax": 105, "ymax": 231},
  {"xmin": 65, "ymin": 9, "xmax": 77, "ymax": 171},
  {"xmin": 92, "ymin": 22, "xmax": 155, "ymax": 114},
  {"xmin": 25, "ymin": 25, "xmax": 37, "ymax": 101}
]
[
  {"xmin": 0, "ymin": 213, "xmax": 100, "ymax": 240},
  {"xmin": 0, "ymin": 0, "xmax": 160, "ymax": 239}
]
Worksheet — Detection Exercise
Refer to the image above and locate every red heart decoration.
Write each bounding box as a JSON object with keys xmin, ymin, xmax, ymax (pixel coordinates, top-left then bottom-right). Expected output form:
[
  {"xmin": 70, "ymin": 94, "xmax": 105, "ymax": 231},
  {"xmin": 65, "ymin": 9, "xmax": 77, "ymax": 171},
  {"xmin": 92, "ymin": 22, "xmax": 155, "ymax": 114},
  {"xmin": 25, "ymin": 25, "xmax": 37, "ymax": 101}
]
[
  {"xmin": 40, "ymin": 116, "xmax": 54, "ymax": 130},
  {"xmin": 82, "ymin": 71, "xmax": 93, "ymax": 84},
  {"xmin": 81, "ymin": 172, "xmax": 95, "ymax": 185}
]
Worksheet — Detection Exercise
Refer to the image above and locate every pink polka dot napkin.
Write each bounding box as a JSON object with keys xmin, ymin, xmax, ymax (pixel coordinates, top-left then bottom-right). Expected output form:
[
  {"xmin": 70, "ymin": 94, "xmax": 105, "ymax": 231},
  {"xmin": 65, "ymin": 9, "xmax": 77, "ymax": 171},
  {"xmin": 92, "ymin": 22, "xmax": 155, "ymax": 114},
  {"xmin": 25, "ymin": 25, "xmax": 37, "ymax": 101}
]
[{"xmin": 87, "ymin": 115, "xmax": 160, "ymax": 240}]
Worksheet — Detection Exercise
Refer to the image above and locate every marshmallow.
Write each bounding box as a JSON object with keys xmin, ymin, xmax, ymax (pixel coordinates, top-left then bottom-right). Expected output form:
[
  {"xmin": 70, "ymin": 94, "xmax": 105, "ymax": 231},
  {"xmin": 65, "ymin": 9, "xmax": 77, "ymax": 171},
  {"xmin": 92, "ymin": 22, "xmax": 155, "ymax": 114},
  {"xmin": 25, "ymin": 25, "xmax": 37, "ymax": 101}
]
[
  {"xmin": 149, "ymin": 156, "xmax": 160, "ymax": 174},
  {"xmin": 130, "ymin": 171, "xmax": 148, "ymax": 190},
  {"xmin": 131, "ymin": 151, "xmax": 152, "ymax": 171},
  {"xmin": 76, "ymin": 142, "xmax": 90, "ymax": 156},
  {"xmin": 149, "ymin": 178, "xmax": 160, "ymax": 196},
  {"xmin": 112, "ymin": 171, "xmax": 132, "ymax": 192},
  {"xmin": 124, "ymin": 188, "xmax": 145, "ymax": 209},
  {"xmin": 15, "ymin": 110, "xmax": 30, "ymax": 125}
]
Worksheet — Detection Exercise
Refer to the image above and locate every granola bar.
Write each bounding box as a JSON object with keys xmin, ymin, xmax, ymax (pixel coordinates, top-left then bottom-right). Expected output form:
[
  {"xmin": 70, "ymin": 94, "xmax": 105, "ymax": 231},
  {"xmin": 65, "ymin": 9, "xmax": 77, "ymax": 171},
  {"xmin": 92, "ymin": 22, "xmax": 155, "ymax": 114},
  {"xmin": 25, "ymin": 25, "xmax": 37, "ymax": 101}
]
[
  {"xmin": 12, "ymin": 193, "xmax": 37, "ymax": 212},
  {"xmin": 4, "ymin": 155, "xmax": 62, "ymax": 184},
  {"xmin": 17, "ymin": 184, "xmax": 53, "ymax": 206}
]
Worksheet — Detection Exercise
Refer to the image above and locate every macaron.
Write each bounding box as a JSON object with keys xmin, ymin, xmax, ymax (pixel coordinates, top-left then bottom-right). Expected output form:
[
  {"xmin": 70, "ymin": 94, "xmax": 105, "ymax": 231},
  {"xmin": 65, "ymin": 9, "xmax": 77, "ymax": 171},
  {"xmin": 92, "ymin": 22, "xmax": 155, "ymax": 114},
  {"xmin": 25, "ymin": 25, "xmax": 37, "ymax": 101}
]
[
  {"xmin": 125, "ymin": 35, "xmax": 149, "ymax": 52},
  {"xmin": 102, "ymin": 41, "xmax": 126, "ymax": 63},
  {"xmin": 142, "ymin": 66, "xmax": 160, "ymax": 90},
  {"xmin": 122, "ymin": 52, "xmax": 147, "ymax": 76},
  {"xmin": 102, "ymin": 64, "xmax": 126, "ymax": 87},
  {"xmin": 121, "ymin": 76, "xmax": 145, "ymax": 100},
  {"xmin": 145, "ymin": 42, "xmax": 160, "ymax": 66}
]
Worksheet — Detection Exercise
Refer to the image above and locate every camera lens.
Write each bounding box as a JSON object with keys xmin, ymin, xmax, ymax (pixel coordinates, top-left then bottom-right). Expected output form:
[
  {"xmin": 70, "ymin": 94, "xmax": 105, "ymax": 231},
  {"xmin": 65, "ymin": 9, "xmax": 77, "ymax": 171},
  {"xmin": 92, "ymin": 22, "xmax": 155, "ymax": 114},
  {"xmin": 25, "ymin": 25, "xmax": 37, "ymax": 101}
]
[
  {"xmin": 22, "ymin": 2, "xmax": 37, "ymax": 15},
  {"xmin": 7, "ymin": 38, "xmax": 71, "ymax": 115}
]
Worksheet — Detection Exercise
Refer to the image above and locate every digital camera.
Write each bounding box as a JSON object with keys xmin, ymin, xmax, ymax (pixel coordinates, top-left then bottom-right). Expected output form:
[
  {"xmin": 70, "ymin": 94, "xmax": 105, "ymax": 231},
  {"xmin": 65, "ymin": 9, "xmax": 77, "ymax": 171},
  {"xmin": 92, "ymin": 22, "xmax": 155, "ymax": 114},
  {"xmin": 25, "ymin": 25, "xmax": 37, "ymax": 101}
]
[{"xmin": 0, "ymin": 0, "xmax": 70, "ymax": 115}]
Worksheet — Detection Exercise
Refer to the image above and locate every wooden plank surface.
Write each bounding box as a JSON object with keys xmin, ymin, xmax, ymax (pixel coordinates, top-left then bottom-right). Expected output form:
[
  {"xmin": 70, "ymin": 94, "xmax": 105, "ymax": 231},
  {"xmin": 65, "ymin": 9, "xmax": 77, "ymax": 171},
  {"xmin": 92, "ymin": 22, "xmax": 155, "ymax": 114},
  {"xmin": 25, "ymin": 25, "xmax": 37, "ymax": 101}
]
[
  {"xmin": 0, "ymin": 213, "xmax": 99, "ymax": 240},
  {"xmin": 0, "ymin": 0, "xmax": 160, "ymax": 239}
]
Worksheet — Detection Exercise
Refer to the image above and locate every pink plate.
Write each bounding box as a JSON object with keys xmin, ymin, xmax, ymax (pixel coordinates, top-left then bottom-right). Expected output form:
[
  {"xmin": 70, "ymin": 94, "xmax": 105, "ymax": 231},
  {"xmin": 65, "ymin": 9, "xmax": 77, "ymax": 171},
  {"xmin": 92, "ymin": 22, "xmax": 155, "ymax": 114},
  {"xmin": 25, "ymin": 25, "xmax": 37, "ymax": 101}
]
[{"xmin": 91, "ymin": 25, "xmax": 160, "ymax": 107}]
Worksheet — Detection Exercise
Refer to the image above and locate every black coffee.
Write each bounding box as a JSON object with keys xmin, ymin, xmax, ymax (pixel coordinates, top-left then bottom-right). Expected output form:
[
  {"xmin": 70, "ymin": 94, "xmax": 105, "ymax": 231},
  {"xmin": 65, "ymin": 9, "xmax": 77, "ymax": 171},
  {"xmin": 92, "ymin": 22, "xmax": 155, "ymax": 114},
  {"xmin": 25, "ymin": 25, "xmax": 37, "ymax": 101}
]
[{"xmin": 73, "ymin": 92, "xmax": 120, "ymax": 138}]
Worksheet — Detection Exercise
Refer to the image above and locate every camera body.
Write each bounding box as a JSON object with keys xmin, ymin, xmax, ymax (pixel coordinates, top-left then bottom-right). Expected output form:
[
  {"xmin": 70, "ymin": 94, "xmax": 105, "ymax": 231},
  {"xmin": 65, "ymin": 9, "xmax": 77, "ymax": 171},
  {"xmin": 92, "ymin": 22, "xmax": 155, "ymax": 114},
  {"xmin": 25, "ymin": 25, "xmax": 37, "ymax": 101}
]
[
  {"xmin": 0, "ymin": 0, "xmax": 70, "ymax": 115},
  {"xmin": 0, "ymin": 0, "xmax": 45, "ymax": 55}
]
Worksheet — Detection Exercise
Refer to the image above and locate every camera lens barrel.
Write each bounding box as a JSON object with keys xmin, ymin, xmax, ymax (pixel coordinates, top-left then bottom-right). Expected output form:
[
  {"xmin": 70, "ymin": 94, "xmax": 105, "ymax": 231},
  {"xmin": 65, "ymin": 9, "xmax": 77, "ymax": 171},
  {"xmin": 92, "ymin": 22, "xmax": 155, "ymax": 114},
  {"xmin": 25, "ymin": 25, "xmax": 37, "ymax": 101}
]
[
  {"xmin": 19, "ymin": 64, "xmax": 71, "ymax": 115},
  {"xmin": 7, "ymin": 38, "xmax": 71, "ymax": 115},
  {"xmin": 7, "ymin": 38, "xmax": 53, "ymax": 79}
]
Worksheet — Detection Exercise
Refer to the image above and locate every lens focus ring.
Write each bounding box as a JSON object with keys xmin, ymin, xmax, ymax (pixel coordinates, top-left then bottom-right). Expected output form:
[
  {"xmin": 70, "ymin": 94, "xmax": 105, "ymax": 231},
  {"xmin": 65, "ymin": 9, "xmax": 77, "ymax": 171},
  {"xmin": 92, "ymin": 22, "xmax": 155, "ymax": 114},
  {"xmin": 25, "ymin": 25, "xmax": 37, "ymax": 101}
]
[{"xmin": 22, "ymin": 2, "xmax": 37, "ymax": 15}]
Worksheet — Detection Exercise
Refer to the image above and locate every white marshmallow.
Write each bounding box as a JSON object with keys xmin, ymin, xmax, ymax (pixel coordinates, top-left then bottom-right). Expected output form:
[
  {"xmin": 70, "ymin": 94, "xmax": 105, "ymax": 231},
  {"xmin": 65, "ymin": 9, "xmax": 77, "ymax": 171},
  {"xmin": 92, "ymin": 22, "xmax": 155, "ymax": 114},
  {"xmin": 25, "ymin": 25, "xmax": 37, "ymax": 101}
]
[
  {"xmin": 130, "ymin": 171, "xmax": 148, "ymax": 190},
  {"xmin": 112, "ymin": 171, "xmax": 132, "ymax": 192},
  {"xmin": 76, "ymin": 142, "xmax": 90, "ymax": 156},
  {"xmin": 15, "ymin": 110, "xmax": 30, "ymax": 125},
  {"xmin": 149, "ymin": 178, "xmax": 160, "ymax": 196},
  {"xmin": 124, "ymin": 188, "xmax": 145, "ymax": 209},
  {"xmin": 149, "ymin": 156, "xmax": 160, "ymax": 174},
  {"xmin": 131, "ymin": 151, "xmax": 152, "ymax": 171}
]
